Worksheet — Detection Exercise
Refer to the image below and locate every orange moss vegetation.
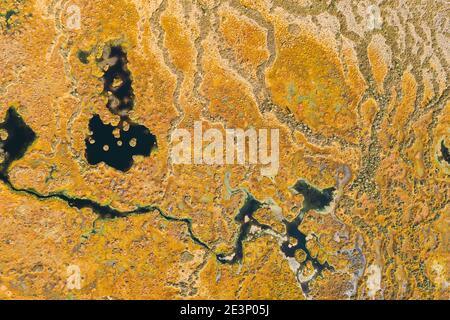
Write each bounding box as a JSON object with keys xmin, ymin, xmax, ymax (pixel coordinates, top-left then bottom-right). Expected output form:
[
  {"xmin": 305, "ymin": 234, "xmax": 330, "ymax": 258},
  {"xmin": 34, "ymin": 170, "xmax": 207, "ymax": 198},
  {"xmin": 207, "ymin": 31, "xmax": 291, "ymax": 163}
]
[{"xmin": 0, "ymin": 0, "xmax": 448, "ymax": 300}]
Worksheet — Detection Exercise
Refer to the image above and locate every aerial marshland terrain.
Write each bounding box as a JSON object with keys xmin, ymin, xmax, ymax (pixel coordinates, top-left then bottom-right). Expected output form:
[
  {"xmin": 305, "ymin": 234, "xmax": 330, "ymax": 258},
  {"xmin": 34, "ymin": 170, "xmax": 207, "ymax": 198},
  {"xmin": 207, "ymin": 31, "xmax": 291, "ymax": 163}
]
[{"xmin": 0, "ymin": 0, "xmax": 448, "ymax": 299}]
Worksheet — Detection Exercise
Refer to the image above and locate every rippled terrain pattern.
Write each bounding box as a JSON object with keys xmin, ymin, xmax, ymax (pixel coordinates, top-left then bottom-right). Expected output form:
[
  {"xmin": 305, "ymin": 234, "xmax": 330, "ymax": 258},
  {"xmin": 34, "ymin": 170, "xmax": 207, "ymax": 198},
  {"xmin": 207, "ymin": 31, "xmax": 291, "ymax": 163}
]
[{"xmin": 0, "ymin": 0, "xmax": 448, "ymax": 299}]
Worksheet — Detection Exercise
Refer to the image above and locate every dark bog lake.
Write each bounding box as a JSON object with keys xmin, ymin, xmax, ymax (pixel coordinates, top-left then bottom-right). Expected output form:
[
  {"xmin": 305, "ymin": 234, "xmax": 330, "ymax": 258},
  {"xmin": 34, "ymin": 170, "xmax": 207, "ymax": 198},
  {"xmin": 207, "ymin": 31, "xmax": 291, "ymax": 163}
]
[
  {"xmin": 281, "ymin": 180, "xmax": 335, "ymax": 278},
  {"xmin": 441, "ymin": 140, "xmax": 449, "ymax": 164},
  {"xmin": 102, "ymin": 46, "xmax": 134, "ymax": 114},
  {"xmin": 84, "ymin": 45, "xmax": 158, "ymax": 172},
  {"xmin": 85, "ymin": 115, "xmax": 156, "ymax": 172},
  {"xmin": 0, "ymin": 107, "xmax": 36, "ymax": 174}
]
